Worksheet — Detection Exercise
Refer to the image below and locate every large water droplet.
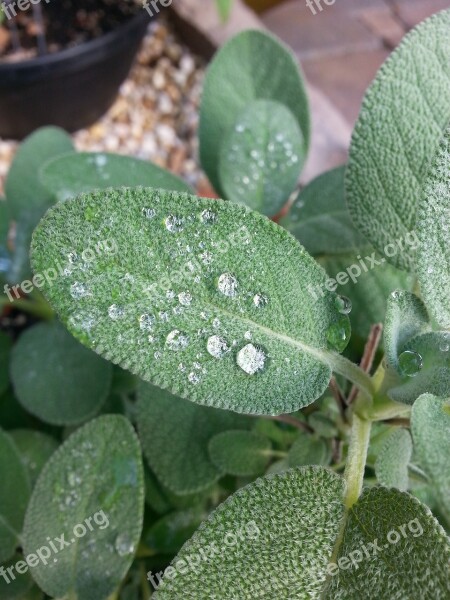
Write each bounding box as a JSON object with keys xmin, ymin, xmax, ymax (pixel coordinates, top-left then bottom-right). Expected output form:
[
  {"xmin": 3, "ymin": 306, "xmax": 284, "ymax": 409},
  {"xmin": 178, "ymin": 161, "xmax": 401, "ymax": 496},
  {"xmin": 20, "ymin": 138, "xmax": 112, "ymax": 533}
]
[
  {"xmin": 207, "ymin": 335, "xmax": 230, "ymax": 359},
  {"xmin": 165, "ymin": 215, "xmax": 184, "ymax": 233},
  {"xmin": 178, "ymin": 291, "xmax": 192, "ymax": 306},
  {"xmin": 326, "ymin": 318, "xmax": 350, "ymax": 352},
  {"xmin": 139, "ymin": 313, "xmax": 155, "ymax": 331},
  {"xmin": 142, "ymin": 207, "xmax": 156, "ymax": 219},
  {"xmin": 439, "ymin": 340, "xmax": 450, "ymax": 352},
  {"xmin": 108, "ymin": 304, "xmax": 125, "ymax": 320},
  {"xmin": 70, "ymin": 282, "xmax": 90, "ymax": 299},
  {"xmin": 114, "ymin": 534, "xmax": 135, "ymax": 557},
  {"xmin": 335, "ymin": 295, "xmax": 352, "ymax": 315},
  {"xmin": 253, "ymin": 293, "xmax": 268, "ymax": 308},
  {"xmin": 398, "ymin": 350, "xmax": 423, "ymax": 377},
  {"xmin": 218, "ymin": 273, "xmax": 238, "ymax": 297},
  {"xmin": 200, "ymin": 209, "xmax": 217, "ymax": 225},
  {"xmin": 188, "ymin": 372, "xmax": 201, "ymax": 385},
  {"xmin": 166, "ymin": 329, "xmax": 189, "ymax": 351},
  {"xmin": 236, "ymin": 343, "xmax": 267, "ymax": 374}
]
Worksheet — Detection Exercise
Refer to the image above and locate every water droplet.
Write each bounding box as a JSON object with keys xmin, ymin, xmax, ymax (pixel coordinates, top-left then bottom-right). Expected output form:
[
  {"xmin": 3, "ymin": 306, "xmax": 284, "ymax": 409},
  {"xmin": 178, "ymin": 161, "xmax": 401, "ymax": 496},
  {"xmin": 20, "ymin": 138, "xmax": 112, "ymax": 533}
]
[
  {"xmin": 253, "ymin": 293, "xmax": 268, "ymax": 308},
  {"xmin": 398, "ymin": 350, "xmax": 423, "ymax": 377},
  {"xmin": 166, "ymin": 329, "xmax": 189, "ymax": 351},
  {"xmin": 236, "ymin": 343, "xmax": 267, "ymax": 375},
  {"xmin": 244, "ymin": 331, "xmax": 252, "ymax": 340},
  {"xmin": 70, "ymin": 282, "xmax": 90, "ymax": 299},
  {"xmin": 68, "ymin": 251, "xmax": 79, "ymax": 264},
  {"xmin": 391, "ymin": 291, "xmax": 400, "ymax": 300},
  {"xmin": 206, "ymin": 335, "xmax": 230, "ymax": 359},
  {"xmin": 139, "ymin": 313, "xmax": 155, "ymax": 331},
  {"xmin": 218, "ymin": 273, "xmax": 238, "ymax": 297},
  {"xmin": 188, "ymin": 372, "xmax": 201, "ymax": 384},
  {"xmin": 165, "ymin": 215, "xmax": 184, "ymax": 232},
  {"xmin": 178, "ymin": 291, "xmax": 192, "ymax": 306},
  {"xmin": 142, "ymin": 207, "xmax": 156, "ymax": 219},
  {"xmin": 159, "ymin": 311, "xmax": 169, "ymax": 322},
  {"xmin": 439, "ymin": 340, "xmax": 450, "ymax": 352},
  {"xmin": 200, "ymin": 209, "xmax": 217, "ymax": 225},
  {"xmin": 335, "ymin": 295, "xmax": 352, "ymax": 315},
  {"xmin": 68, "ymin": 472, "xmax": 82, "ymax": 487},
  {"xmin": 115, "ymin": 534, "xmax": 135, "ymax": 557},
  {"xmin": 108, "ymin": 304, "xmax": 125, "ymax": 320},
  {"xmin": 326, "ymin": 318, "xmax": 350, "ymax": 352},
  {"xmin": 166, "ymin": 289, "xmax": 176, "ymax": 300},
  {"xmin": 154, "ymin": 351, "xmax": 162, "ymax": 360},
  {"xmin": 95, "ymin": 154, "xmax": 108, "ymax": 167},
  {"xmin": 212, "ymin": 318, "xmax": 221, "ymax": 329}
]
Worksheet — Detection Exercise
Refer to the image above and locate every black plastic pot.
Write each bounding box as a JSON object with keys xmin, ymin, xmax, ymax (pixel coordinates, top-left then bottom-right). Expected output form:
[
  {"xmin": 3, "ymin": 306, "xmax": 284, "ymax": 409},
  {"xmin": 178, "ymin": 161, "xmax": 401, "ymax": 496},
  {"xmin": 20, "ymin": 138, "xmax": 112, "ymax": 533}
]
[{"xmin": 0, "ymin": 9, "xmax": 151, "ymax": 139}]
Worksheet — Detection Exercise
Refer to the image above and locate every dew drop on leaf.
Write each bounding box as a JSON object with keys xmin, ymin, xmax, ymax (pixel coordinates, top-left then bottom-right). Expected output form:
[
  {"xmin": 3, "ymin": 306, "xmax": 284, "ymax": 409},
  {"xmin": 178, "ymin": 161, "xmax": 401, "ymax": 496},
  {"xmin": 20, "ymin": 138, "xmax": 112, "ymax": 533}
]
[
  {"xmin": 253, "ymin": 293, "xmax": 268, "ymax": 308},
  {"xmin": 236, "ymin": 343, "xmax": 267, "ymax": 374},
  {"xmin": 206, "ymin": 335, "xmax": 230, "ymax": 359},
  {"xmin": 142, "ymin": 207, "xmax": 156, "ymax": 219},
  {"xmin": 114, "ymin": 533, "xmax": 135, "ymax": 557},
  {"xmin": 139, "ymin": 313, "xmax": 155, "ymax": 331},
  {"xmin": 439, "ymin": 341, "xmax": 450, "ymax": 352},
  {"xmin": 326, "ymin": 318, "xmax": 350, "ymax": 352},
  {"xmin": 70, "ymin": 282, "xmax": 90, "ymax": 299},
  {"xmin": 165, "ymin": 215, "xmax": 184, "ymax": 232},
  {"xmin": 108, "ymin": 304, "xmax": 125, "ymax": 320},
  {"xmin": 398, "ymin": 350, "xmax": 423, "ymax": 377},
  {"xmin": 178, "ymin": 291, "xmax": 192, "ymax": 306},
  {"xmin": 217, "ymin": 273, "xmax": 239, "ymax": 297},
  {"xmin": 188, "ymin": 372, "xmax": 201, "ymax": 384},
  {"xmin": 335, "ymin": 295, "xmax": 352, "ymax": 315},
  {"xmin": 166, "ymin": 330, "xmax": 189, "ymax": 351},
  {"xmin": 200, "ymin": 209, "xmax": 217, "ymax": 225}
]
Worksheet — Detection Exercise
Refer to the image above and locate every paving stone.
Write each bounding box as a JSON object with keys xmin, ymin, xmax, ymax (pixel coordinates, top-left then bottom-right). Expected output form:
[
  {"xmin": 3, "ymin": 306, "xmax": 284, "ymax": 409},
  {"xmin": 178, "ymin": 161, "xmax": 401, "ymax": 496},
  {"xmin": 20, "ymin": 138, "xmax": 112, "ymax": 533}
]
[{"xmin": 392, "ymin": 0, "xmax": 450, "ymax": 29}]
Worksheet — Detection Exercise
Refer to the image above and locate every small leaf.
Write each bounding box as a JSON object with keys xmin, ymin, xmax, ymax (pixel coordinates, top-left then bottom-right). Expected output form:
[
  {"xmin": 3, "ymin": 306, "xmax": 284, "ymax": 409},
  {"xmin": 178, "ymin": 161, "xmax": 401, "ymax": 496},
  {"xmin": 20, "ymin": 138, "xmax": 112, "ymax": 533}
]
[
  {"xmin": 0, "ymin": 553, "xmax": 35, "ymax": 599},
  {"xmin": 41, "ymin": 152, "xmax": 193, "ymax": 202},
  {"xmin": 30, "ymin": 188, "xmax": 351, "ymax": 415},
  {"xmin": 5, "ymin": 127, "xmax": 74, "ymax": 220},
  {"xmin": 0, "ymin": 331, "xmax": 12, "ymax": 396},
  {"xmin": 22, "ymin": 415, "xmax": 144, "ymax": 600},
  {"xmin": 219, "ymin": 100, "xmax": 304, "ymax": 215},
  {"xmin": 9, "ymin": 430, "xmax": 58, "ymax": 487},
  {"xmin": 144, "ymin": 468, "xmax": 172, "ymax": 515},
  {"xmin": 10, "ymin": 321, "xmax": 112, "ymax": 425},
  {"xmin": 0, "ymin": 429, "xmax": 31, "ymax": 563},
  {"xmin": 0, "ymin": 389, "xmax": 34, "ymax": 431},
  {"xmin": 384, "ymin": 290, "xmax": 431, "ymax": 372},
  {"xmin": 208, "ymin": 430, "xmax": 271, "ymax": 476},
  {"xmin": 288, "ymin": 435, "xmax": 331, "ymax": 467},
  {"xmin": 137, "ymin": 382, "xmax": 250, "ymax": 494},
  {"xmin": 412, "ymin": 394, "xmax": 450, "ymax": 519},
  {"xmin": 416, "ymin": 126, "xmax": 450, "ymax": 327},
  {"xmin": 346, "ymin": 10, "xmax": 450, "ymax": 270},
  {"xmin": 374, "ymin": 428, "xmax": 412, "ymax": 491},
  {"xmin": 200, "ymin": 30, "xmax": 310, "ymax": 196},
  {"xmin": 6, "ymin": 207, "xmax": 44, "ymax": 284},
  {"xmin": 280, "ymin": 166, "xmax": 367, "ymax": 256},
  {"xmin": 144, "ymin": 509, "xmax": 205, "ymax": 555}
]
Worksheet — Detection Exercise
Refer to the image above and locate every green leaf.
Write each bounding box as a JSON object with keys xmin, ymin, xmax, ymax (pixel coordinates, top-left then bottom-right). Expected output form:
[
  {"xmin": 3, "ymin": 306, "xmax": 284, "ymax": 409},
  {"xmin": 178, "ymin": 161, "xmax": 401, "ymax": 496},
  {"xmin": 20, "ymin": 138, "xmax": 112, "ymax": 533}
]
[
  {"xmin": 412, "ymin": 394, "xmax": 450, "ymax": 519},
  {"xmin": 374, "ymin": 428, "xmax": 412, "ymax": 491},
  {"xmin": 41, "ymin": 152, "xmax": 193, "ymax": 202},
  {"xmin": 144, "ymin": 467, "xmax": 172, "ymax": 515},
  {"xmin": 218, "ymin": 100, "xmax": 304, "ymax": 215},
  {"xmin": 288, "ymin": 435, "xmax": 331, "ymax": 467},
  {"xmin": 384, "ymin": 290, "xmax": 431, "ymax": 372},
  {"xmin": 137, "ymin": 382, "xmax": 250, "ymax": 494},
  {"xmin": 10, "ymin": 321, "xmax": 112, "ymax": 425},
  {"xmin": 9, "ymin": 430, "xmax": 58, "ymax": 487},
  {"xmin": 22, "ymin": 415, "xmax": 144, "ymax": 600},
  {"xmin": 388, "ymin": 331, "xmax": 450, "ymax": 404},
  {"xmin": 327, "ymin": 487, "xmax": 450, "ymax": 598},
  {"xmin": 6, "ymin": 208, "xmax": 44, "ymax": 284},
  {"xmin": 144, "ymin": 509, "xmax": 205, "ymax": 555},
  {"xmin": 0, "ymin": 331, "xmax": 12, "ymax": 396},
  {"xmin": 280, "ymin": 166, "xmax": 367, "ymax": 256},
  {"xmin": 30, "ymin": 188, "xmax": 352, "ymax": 415},
  {"xmin": 5, "ymin": 127, "xmax": 74, "ymax": 220},
  {"xmin": 308, "ymin": 413, "xmax": 338, "ymax": 439},
  {"xmin": 208, "ymin": 430, "xmax": 271, "ymax": 476},
  {"xmin": 0, "ymin": 389, "xmax": 34, "ymax": 431},
  {"xmin": 0, "ymin": 553, "xmax": 35, "ymax": 599},
  {"xmin": 200, "ymin": 30, "xmax": 310, "ymax": 196},
  {"xmin": 0, "ymin": 429, "xmax": 31, "ymax": 563},
  {"xmin": 416, "ymin": 126, "xmax": 450, "ymax": 328},
  {"xmin": 346, "ymin": 10, "xmax": 450, "ymax": 271}
]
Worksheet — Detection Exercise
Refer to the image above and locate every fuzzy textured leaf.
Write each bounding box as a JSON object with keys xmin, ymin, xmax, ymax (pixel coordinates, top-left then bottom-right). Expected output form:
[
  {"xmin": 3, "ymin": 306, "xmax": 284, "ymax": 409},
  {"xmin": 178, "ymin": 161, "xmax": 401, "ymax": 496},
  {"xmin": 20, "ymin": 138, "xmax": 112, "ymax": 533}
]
[
  {"xmin": 288, "ymin": 435, "xmax": 330, "ymax": 467},
  {"xmin": 30, "ymin": 188, "xmax": 351, "ymax": 415},
  {"xmin": 22, "ymin": 415, "xmax": 144, "ymax": 600},
  {"xmin": 374, "ymin": 428, "xmax": 412, "ymax": 491},
  {"xmin": 208, "ymin": 430, "xmax": 271, "ymax": 476},
  {"xmin": 9, "ymin": 430, "xmax": 58, "ymax": 487},
  {"xmin": 346, "ymin": 10, "xmax": 450, "ymax": 271},
  {"xmin": 0, "ymin": 331, "xmax": 11, "ymax": 395}
]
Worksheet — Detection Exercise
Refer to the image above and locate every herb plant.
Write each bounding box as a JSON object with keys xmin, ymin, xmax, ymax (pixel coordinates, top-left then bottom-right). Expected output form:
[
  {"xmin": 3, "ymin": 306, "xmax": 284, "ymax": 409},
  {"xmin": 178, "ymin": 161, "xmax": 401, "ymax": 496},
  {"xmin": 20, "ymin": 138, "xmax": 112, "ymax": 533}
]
[{"xmin": 0, "ymin": 10, "xmax": 450, "ymax": 600}]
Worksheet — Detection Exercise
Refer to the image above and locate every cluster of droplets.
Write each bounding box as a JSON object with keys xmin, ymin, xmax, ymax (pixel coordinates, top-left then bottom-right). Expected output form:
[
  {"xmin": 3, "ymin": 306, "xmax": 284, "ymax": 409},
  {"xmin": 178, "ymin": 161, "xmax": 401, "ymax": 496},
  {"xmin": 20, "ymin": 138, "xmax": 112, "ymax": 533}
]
[{"xmin": 166, "ymin": 330, "xmax": 190, "ymax": 351}]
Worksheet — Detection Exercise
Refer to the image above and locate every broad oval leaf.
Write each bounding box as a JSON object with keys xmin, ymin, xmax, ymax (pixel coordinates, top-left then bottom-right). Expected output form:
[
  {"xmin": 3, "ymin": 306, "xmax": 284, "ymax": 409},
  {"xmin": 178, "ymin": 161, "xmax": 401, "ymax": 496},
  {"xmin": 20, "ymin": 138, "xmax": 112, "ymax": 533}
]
[
  {"xmin": 41, "ymin": 152, "xmax": 193, "ymax": 202},
  {"xmin": 5, "ymin": 127, "xmax": 74, "ymax": 220},
  {"xmin": 200, "ymin": 30, "xmax": 310, "ymax": 196},
  {"xmin": 288, "ymin": 434, "xmax": 331, "ymax": 467},
  {"xmin": 374, "ymin": 427, "xmax": 412, "ymax": 491},
  {"xmin": 280, "ymin": 166, "xmax": 367, "ymax": 256},
  {"xmin": 0, "ymin": 429, "xmax": 31, "ymax": 563},
  {"xmin": 0, "ymin": 331, "xmax": 12, "ymax": 395},
  {"xmin": 416, "ymin": 126, "xmax": 450, "ymax": 327},
  {"xmin": 412, "ymin": 394, "xmax": 450, "ymax": 519},
  {"xmin": 22, "ymin": 415, "xmax": 144, "ymax": 600},
  {"xmin": 10, "ymin": 321, "xmax": 112, "ymax": 425},
  {"xmin": 218, "ymin": 100, "xmax": 304, "ymax": 216},
  {"xmin": 30, "ymin": 188, "xmax": 351, "ymax": 415},
  {"xmin": 137, "ymin": 382, "xmax": 250, "ymax": 494},
  {"xmin": 144, "ymin": 509, "xmax": 205, "ymax": 555},
  {"xmin": 208, "ymin": 430, "xmax": 271, "ymax": 476},
  {"xmin": 346, "ymin": 10, "xmax": 450, "ymax": 271},
  {"xmin": 0, "ymin": 553, "xmax": 35, "ymax": 599},
  {"xmin": 9, "ymin": 430, "xmax": 59, "ymax": 487}
]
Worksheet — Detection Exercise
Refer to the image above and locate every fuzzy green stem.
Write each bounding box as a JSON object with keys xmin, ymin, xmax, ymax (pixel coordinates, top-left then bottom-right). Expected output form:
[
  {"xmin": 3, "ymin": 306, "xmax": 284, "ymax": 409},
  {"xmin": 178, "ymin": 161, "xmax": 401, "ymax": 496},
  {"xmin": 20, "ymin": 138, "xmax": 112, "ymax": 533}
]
[
  {"xmin": 343, "ymin": 413, "xmax": 372, "ymax": 509},
  {"xmin": 6, "ymin": 297, "xmax": 54, "ymax": 320},
  {"xmin": 324, "ymin": 351, "xmax": 376, "ymax": 399}
]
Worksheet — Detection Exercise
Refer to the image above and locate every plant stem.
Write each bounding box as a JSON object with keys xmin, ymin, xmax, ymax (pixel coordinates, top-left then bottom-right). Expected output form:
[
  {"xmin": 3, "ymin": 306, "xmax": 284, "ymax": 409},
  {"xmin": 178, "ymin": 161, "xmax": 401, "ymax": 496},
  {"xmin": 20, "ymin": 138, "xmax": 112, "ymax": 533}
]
[
  {"xmin": 263, "ymin": 414, "xmax": 313, "ymax": 433},
  {"xmin": 324, "ymin": 351, "xmax": 375, "ymax": 399},
  {"xmin": 348, "ymin": 323, "xmax": 383, "ymax": 404},
  {"xmin": 8, "ymin": 297, "xmax": 54, "ymax": 320},
  {"xmin": 343, "ymin": 413, "xmax": 372, "ymax": 509}
]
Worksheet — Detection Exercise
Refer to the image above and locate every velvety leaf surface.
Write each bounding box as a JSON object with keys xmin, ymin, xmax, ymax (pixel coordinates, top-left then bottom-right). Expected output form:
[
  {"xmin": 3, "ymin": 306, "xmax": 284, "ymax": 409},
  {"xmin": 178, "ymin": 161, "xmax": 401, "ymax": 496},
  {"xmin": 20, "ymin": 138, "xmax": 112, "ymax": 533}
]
[
  {"xmin": 10, "ymin": 321, "xmax": 112, "ymax": 425},
  {"xmin": 0, "ymin": 553, "xmax": 35, "ymax": 599},
  {"xmin": 145, "ymin": 509, "xmax": 205, "ymax": 555},
  {"xmin": 416, "ymin": 126, "xmax": 450, "ymax": 327},
  {"xmin": 5, "ymin": 127, "xmax": 74, "ymax": 219},
  {"xmin": 0, "ymin": 331, "xmax": 11, "ymax": 395},
  {"xmin": 208, "ymin": 430, "xmax": 271, "ymax": 476},
  {"xmin": 9, "ymin": 430, "xmax": 59, "ymax": 487},
  {"xmin": 219, "ymin": 100, "xmax": 304, "ymax": 215},
  {"xmin": 6, "ymin": 207, "xmax": 44, "ymax": 284},
  {"xmin": 31, "ymin": 188, "xmax": 351, "ymax": 415},
  {"xmin": 374, "ymin": 428, "xmax": 412, "ymax": 491},
  {"xmin": 200, "ymin": 30, "xmax": 310, "ymax": 196},
  {"xmin": 41, "ymin": 152, "xmax": 192, "ymax": 202},
  {"xmin": 137, "ymin": 382, "xmax": 250, "ymax": 494},
  {"xmin": 0, "ymin": 429, "xmax": 31, "ymax": 563},
  {"xmin": 280, "ymin": 166, "xmax": 367, "ymax": 256},
  {"xmin": 288, "ymin": 435, "xmax": 331, "ymax": 467},
  {"xmin": 346, "ymin": 10, "xmax": 450, "ymax": 271},
  {"xmin": 412, "ymin": 394, "xmax": 450, "ymax": 519},
  {"xmin": 22, "ymin": 415, "xmax": 144, "ymax": 600}
]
